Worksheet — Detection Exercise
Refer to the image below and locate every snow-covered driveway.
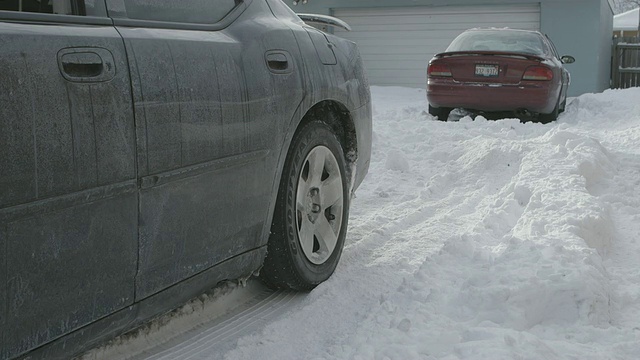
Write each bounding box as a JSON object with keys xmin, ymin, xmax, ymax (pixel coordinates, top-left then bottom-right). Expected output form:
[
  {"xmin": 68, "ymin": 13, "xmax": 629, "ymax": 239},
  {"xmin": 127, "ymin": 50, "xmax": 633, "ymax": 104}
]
[
  {"xmin": 228, "ymin": 87, "xmax": 640, "ymax": 360},
  {"xmin": 91, "ymin": 86, "xmax": 640, "ymax": 360}
]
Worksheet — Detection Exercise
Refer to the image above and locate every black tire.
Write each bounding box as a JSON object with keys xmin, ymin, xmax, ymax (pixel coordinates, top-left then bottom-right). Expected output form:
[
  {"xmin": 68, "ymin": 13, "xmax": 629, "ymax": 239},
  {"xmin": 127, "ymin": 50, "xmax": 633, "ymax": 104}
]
[
  {"xmin": 428, "ymin": 104, "xmax": 452, "ymax": 121},
  {"xmin": 538, "ymin": 98, "xmax": 560, "ymax": 124},
  {"xmin": 260, "ymin": 120, "xmax": 350, "ymax": 291}
]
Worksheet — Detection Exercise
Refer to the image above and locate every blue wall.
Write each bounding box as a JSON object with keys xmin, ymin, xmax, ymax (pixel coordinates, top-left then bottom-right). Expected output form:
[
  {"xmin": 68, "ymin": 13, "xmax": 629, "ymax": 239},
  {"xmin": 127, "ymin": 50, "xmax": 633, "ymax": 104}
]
[
  {"xmin": 599, "ymin": 0, "xmax": 614, "ymax": 91},
  {"xmin": 540, "ymin": 0, "xmax": 613, "ymax": 95},
  {"xmin": 291, "ymin": 0, "xmax": 614, "ymax": 96}
]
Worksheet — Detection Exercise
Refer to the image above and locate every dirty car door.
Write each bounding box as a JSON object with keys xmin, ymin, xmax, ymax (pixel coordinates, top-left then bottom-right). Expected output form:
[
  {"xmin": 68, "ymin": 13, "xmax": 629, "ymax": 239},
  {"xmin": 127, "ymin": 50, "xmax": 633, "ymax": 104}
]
[
  {"xmin": 0, "ymin": 2, "xmax": 137, "ymax": 359},
  {"xmin": 105, "ymin": 0, "xmax": 279, "ymax": 299}
]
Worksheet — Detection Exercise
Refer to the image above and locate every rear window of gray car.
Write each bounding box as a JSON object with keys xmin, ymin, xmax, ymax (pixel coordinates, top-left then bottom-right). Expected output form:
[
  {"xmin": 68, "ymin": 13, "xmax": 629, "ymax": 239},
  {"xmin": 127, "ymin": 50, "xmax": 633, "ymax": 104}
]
[
  {"xmin": 446, "ymin": 30, "xmax": 549, "ymax": 56},
  {"xmin": 123, "ymin": 0, "xmax": 238, "ymax": 24}
]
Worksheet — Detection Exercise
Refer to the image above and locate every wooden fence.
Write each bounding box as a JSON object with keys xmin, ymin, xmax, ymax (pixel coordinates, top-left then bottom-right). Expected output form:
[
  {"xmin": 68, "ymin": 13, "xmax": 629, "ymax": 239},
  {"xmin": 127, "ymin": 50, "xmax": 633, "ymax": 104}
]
[{"xmin": 612, "ymin": 36, "xmax": 640, "ymax": 89}]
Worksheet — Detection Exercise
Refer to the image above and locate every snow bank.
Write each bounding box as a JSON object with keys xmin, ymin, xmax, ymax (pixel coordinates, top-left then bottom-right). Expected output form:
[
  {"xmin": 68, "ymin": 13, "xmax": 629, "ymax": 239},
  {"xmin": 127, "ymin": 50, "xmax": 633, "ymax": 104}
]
[
  {"xmin": 223, "ymin": 87, "xmax": 640, "ymax": 359},
  {"xmin": 116, "ymin": 86, "xmax": 638, "ymax": 360}
]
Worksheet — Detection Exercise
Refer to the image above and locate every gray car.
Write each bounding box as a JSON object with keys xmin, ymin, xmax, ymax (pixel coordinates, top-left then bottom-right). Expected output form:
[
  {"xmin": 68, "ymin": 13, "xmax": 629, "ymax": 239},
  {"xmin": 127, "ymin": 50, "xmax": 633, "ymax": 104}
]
[{"xmin": 0, "ymin": 1, "xmax": 371, "ymax": 359}]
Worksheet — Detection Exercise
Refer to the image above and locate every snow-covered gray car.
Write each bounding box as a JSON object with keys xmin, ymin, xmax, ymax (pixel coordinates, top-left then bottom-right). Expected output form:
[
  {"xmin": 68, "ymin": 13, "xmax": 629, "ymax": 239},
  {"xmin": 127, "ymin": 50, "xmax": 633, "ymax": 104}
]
[{"xmin": 0, "ymin": 1, "xmax": 371, "ymax": 359}]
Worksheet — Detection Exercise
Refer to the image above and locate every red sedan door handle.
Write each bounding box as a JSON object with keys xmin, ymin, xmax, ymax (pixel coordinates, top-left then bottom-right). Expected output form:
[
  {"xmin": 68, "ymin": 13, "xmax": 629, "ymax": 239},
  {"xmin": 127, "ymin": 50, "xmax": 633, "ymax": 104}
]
[{"xmin": 265, "ymin": 50, "xmax": 292, "ymax": 74}]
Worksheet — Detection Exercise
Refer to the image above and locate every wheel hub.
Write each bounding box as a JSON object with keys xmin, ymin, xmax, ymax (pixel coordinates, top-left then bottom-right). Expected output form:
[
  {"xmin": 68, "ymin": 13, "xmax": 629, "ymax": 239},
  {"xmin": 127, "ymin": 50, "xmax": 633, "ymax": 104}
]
[
  {"xmin": 306, "ymin": 188, "xmax": 321, "ymax": 223},
  {"xmin": 295, "ymin": 145, "xmax": 344, "ymax": 265}
]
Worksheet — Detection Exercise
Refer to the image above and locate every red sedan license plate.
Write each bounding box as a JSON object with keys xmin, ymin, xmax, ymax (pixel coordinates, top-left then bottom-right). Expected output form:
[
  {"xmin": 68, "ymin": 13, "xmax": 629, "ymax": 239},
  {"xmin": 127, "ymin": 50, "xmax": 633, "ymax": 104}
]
[{"xmin": 475, "ymin": 64, "xmax": 499, "ymax": 77}]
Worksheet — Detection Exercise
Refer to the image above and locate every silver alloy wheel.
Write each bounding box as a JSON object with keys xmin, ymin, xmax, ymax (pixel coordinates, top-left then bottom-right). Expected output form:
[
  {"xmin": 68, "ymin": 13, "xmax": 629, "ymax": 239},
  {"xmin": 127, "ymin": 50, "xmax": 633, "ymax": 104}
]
[{"xmin": 296, "ymin": 145, "xmax": 344, "ymax": 265}]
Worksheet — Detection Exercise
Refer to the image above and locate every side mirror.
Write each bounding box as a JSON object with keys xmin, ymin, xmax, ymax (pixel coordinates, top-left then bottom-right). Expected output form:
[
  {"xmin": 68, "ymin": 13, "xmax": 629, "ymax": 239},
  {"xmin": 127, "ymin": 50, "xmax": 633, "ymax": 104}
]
[{"xmin": 561, "ymin": 55, "xmax": 575, "ymax": 64}]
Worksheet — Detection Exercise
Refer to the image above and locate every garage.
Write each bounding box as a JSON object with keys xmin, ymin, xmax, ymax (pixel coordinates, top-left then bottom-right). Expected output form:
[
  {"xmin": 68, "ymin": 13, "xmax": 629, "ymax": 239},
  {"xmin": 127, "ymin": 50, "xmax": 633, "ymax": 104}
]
[
  {"xmin": 292, "ymin": 0, "xmax": 614, "ymax": 96},
  {"xmin": 333, "ymin": 5, "xmax": 541, "ymax": 88}
]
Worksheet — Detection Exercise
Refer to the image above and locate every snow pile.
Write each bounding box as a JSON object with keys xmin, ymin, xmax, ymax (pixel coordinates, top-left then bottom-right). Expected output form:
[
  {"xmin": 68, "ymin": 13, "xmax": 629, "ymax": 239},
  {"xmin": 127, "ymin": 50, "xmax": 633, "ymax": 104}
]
[{"xmin": 219, "ymin": 86, "xmax": 640, "ymax": 360}]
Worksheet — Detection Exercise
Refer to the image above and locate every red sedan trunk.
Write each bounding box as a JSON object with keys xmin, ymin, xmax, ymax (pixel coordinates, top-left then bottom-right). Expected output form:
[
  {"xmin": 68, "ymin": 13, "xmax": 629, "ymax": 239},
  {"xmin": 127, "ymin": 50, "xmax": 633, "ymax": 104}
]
[{"xmin": 427, "ymin": 51, "xmax": 562, "ymax": 114}]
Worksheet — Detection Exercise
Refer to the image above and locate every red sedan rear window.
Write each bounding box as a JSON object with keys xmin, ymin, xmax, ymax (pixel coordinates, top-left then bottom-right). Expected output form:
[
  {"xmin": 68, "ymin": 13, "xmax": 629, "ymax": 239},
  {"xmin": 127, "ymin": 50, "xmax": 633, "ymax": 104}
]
[{"xmin": 446, "ymin": 30, "xmax": 549, "ymax": 56}]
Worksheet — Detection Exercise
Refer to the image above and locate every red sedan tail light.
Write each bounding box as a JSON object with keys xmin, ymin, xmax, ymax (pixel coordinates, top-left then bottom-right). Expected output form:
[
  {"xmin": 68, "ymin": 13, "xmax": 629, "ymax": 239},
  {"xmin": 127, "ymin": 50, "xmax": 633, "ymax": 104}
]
[
  {"xmin": 522, "ymin": 66, "xmax": 554, "ymax": 81},
  {"xmin": 428, "ymin": 63, "xmax": 452, "ymax": 77}
]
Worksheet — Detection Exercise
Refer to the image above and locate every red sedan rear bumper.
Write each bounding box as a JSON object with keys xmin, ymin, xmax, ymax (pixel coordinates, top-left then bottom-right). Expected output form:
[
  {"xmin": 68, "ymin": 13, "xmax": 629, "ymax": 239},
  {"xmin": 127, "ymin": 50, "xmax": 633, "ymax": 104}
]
[{"xmin": 427, "ymin": 78, "xmax": 560, "ymax": 114}]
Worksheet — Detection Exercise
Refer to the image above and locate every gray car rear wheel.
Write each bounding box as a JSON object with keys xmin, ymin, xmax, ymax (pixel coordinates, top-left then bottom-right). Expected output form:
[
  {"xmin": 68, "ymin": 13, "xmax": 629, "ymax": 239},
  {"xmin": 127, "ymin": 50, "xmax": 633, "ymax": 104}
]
[{"xmin": 261, "ymin": 120, "xmax": 349, "ymax": 290}]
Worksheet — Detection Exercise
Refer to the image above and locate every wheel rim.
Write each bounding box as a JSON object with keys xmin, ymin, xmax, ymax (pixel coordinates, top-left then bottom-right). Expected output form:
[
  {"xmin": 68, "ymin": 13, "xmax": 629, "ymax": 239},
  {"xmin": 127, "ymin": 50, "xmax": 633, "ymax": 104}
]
[{"xmin": 295, "ymin": 145, "xmax": 344, "ymax": 265}]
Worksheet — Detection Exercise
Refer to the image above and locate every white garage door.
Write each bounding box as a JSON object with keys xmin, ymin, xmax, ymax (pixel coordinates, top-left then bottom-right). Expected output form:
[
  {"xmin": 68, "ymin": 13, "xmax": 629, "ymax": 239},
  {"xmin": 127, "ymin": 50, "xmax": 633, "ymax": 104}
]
[{"xmin": 333, "ymin": 4, "xmax": 540, "ymax": 88}]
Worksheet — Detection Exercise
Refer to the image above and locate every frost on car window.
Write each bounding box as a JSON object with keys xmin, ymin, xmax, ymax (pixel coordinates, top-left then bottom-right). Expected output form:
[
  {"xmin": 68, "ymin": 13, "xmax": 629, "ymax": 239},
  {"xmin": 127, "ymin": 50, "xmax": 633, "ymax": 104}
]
[
  {"xmin": 124, "ymin": 0, "xmax": 237, "ymax": 24},
  {"xmin": 446, "ymin": 30, "xmax": 548, "ymax": 56}
]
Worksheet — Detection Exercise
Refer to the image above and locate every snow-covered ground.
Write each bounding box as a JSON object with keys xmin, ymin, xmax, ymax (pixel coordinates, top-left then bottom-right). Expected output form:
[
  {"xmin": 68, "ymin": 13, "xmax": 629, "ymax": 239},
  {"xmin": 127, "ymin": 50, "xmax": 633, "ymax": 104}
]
[
  {"xmin": 225, "ymin": 87, "xmax": 640, "ymax": 360},
  {"xmin": 91, "ymin": 86, "xmax": 640, "ymax": 360}
]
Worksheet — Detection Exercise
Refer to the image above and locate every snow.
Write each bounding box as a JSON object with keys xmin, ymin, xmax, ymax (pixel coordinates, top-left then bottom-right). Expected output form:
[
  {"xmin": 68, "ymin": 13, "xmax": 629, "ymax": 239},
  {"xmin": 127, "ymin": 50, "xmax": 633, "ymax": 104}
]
[
  {"xmin": 614, "ymin": 7, "xmax": 639, "ymax": 31},
  {"xmin": 221, "ymin": 86, "xmax": 640, "ymax": 360},
  {"xmin": 90, "ymin": 86, "xmax": 640, "ymax": 360}
]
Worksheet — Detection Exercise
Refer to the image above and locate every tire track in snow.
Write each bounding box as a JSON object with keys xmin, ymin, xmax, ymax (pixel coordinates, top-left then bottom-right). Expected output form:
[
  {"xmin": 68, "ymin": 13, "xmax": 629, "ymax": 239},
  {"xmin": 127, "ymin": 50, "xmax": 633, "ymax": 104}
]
[
  {"xmin": 86, "ymin": 88, "xmax": 640, "ymax": 360},
  {"xmin": 346, "ymin": 125, "xmax": 529, "ymax": 274},
  {"xmin": 80, "ymin": 283, "xmax": 305, "ymax": 360},
  {"xmin": 597, "ymin": 153, "xmax": 640, "ymax": 330},
  {"xmin": 142, "ymin": 290, "xmax": 301, "ymax": 360}
]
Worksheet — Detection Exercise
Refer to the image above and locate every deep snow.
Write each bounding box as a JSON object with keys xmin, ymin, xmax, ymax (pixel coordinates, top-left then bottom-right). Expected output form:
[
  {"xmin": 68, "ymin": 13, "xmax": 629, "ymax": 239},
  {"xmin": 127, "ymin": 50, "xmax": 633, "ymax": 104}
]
[
  {"xmin": 89, "ymin": 86, "xmax": 640, "ymax": 360},
  {"xmin": 223, "ymin": 87, "xmax": 640, "ymax": 360}
]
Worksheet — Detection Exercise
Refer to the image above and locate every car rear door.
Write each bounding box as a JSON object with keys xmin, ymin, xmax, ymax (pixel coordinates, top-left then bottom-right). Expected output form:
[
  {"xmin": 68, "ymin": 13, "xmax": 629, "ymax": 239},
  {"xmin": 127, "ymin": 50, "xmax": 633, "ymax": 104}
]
[
  {"xmin": 103, "ymin": 0, "xmax": 296, "ymax": 299},
  {"xmin": 0, "ymin": 2, "xmax": 137, "ymax": 358}
]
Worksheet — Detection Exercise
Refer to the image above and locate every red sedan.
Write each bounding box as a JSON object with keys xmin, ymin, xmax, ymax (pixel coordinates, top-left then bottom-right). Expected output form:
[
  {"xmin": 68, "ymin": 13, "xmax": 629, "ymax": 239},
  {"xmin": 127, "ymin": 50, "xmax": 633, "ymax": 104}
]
[{"xmin": 427, "ymin": 29, "xmax": 574, "ymax": 123}]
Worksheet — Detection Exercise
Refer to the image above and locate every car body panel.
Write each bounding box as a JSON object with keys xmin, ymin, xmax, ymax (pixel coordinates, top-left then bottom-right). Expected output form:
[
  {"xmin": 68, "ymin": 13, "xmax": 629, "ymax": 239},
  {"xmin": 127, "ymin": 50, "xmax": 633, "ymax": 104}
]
[
  {"xmin": 110, "ymin": 0, "xmax": 305, "ymax": 301},
  {"xmin": 427, "ymin": 29, "xmax": 571, "ymax": 115},
  {"xmin": 428, "ymin": 77, "xmax": 559, "ymax": 113},
  {"xmin": 0, "ymin": 21, "xmax": 137, "ymax": 359},
  {"xmin": 17, "ymin": 248, "xmax": 266, "ymax": 360},
  {"xmin": 0, "ymin": 0, "xmax": 371, "ymax": 358},
  {"xmin": 265, "ymin": 0, "xmax": 371, "ymax": 203},
  {"xmin": 439, "ymin": 52, "xmax": 546, "ymax": 85}
]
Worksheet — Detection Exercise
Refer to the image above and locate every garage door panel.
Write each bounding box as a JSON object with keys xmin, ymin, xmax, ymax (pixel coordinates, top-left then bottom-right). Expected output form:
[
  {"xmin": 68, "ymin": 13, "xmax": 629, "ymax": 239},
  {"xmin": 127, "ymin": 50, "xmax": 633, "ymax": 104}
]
[
  {"xmin": 353, "ymin": 38, "xmax": 458, "ymax": 49},
  {"xmin": 370, "ymin": 76, "xmax": 426, "ymax": 87},
  {"xmin": 365, "ymin": 68, "xmax": 426, "ymax": 77},
  {"xmin": 338, "ymin": 13, "xmax": 539, "ymax": 27},
  {"xmin": 334, "ymin": 5, "xmax": 539, "ymax": 17},
  {"xmin": 344, "ymin": 30, "xmax": 471, "ymax": 41},
  {"xmin": 345, "ymin": 19, "xmax": 539, "ymax": 38},
  {"xmin": 364, "ymin": 54, "xmax": 434, "ymax": 61},
  {"xmin": 339, "ymin": 16, "xmax": 539, "ymax": 28},
  {"xmin": 363, "ymin": 60, "xmax": 429, "ymax": 70},
  {"xmin": 334, "ymin": 4, "xmax": 540, "ymax": 88},
  {"xmin": 371, "ymin": 76, "xmax": 425, "ymax": 83},
  {"xmin": 350, "ymin": 34, "xmax": 462, "ymax": 43},
  {"xmin": 359, "ymin": 48, "xmax": 445, "ymax": 57}
]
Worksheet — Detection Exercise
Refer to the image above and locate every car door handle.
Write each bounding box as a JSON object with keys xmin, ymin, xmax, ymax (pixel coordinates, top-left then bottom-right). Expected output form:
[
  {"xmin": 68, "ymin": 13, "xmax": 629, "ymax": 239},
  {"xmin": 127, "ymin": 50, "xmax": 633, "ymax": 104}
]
[
  {"xmin": 265, "ymin": 51, "xmax": 292, "ymax": 74},
  {"xmin": 57, "ymin": 47, "xmax": 116, "ymax": 83},
  {"xmin": 61, "ymin": 53, "xmax": 103, "ymax": 77}
]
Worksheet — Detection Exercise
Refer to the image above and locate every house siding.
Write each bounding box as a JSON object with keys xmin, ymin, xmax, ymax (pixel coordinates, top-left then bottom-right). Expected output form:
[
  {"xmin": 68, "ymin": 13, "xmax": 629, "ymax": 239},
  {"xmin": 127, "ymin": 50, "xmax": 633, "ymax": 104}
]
[{"xmin": 291, "ymin": 0, "xmax": 614, "ymax": 96}]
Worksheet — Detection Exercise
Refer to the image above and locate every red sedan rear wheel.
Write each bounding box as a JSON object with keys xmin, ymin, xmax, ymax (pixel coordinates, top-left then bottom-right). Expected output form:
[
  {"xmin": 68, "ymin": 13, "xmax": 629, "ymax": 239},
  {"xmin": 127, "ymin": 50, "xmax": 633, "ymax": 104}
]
[
  {"xmin": 428, "ymin": 105, "xmax": 452, "ymax": 122},
  {"xmin": 538, "ymin": 97, "xmax": 560, "ymax": 124}
]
